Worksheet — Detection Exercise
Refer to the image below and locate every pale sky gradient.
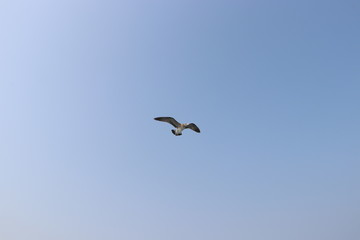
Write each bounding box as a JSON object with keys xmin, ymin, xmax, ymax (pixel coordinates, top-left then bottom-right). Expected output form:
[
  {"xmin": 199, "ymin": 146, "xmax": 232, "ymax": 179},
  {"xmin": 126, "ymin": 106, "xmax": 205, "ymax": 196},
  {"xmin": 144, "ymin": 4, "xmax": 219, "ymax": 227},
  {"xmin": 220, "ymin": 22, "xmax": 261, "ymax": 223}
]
[{"xmin": 1, "ymin": 1, "xmax": 359, "ymax": 240}]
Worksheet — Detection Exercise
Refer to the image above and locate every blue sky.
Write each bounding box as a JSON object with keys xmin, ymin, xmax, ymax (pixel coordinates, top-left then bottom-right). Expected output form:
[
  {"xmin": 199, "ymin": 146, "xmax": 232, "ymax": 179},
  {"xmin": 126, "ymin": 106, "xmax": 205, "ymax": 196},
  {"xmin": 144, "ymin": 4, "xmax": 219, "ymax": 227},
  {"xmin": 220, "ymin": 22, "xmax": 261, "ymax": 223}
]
[{"xmin": 1, "ymin": 0, "xmax": 359, "ymax": 239}]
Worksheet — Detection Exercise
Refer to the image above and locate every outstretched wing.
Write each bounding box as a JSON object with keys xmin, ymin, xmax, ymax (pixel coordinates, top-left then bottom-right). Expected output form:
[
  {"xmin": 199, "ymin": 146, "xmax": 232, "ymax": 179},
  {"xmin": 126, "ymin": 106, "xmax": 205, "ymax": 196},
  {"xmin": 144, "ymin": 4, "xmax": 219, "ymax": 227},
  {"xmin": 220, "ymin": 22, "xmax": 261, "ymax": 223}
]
[
  {"xmin": 154, "ymin": 117, "xmax": 181, "ymax": 128},
  {"xmin": 185, "ymin": 123, "xmax": 200, "ymax": 133}
]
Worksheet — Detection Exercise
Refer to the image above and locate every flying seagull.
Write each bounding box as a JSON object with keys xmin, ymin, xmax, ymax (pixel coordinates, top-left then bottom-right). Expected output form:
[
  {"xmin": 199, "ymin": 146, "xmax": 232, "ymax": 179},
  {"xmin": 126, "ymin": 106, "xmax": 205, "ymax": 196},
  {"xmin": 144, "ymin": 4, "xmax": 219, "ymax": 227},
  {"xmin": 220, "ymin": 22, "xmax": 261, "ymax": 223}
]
[{"xmin": 154, "ymin": 117, "xmax": 200, "ymax": 136}]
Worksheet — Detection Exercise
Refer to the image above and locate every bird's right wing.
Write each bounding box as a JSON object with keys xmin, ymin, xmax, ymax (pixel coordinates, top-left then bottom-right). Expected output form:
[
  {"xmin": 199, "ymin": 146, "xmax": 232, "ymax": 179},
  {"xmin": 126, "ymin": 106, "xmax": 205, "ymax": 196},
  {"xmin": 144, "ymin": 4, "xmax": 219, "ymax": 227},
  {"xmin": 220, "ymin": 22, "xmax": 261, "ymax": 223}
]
[
  {"xmin": 185, "ymin": 123, "xmax": 201, "ymax": 133},
  {"xmin": 154, "ymin": 117, "xmax": 181, "ymax": 128}
]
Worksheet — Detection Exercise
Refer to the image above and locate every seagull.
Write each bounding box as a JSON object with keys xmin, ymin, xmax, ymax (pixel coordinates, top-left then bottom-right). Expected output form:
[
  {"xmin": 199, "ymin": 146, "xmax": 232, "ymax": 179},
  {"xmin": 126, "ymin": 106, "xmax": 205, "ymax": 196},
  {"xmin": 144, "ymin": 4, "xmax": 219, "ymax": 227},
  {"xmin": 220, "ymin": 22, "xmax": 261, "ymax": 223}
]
[{"xmin": 154, "ymin": 117, "xmax": 200, "ymax": 136}]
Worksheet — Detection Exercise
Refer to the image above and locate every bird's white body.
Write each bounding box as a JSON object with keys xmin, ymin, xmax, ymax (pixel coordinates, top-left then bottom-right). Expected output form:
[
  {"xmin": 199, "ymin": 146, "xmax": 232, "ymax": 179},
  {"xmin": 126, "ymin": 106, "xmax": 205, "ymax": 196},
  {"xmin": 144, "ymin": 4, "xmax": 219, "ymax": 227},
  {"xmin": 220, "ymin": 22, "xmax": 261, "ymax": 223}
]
[
  {"xmin": 175, "ymin": 128, "xmax": 182, "ymax": 135},
  {"xmin": 173, "ymin": 124, "xmax": 187, "ymax": 136}
]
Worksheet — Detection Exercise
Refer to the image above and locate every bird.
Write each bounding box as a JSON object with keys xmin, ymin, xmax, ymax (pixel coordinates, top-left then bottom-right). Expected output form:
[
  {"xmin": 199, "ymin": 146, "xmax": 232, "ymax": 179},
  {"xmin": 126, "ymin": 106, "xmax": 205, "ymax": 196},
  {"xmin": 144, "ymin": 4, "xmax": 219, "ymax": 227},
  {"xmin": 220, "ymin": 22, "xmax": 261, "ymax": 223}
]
[{"xmin": 154, "ymin": 117, "xmax": 200, "ymax": 136}]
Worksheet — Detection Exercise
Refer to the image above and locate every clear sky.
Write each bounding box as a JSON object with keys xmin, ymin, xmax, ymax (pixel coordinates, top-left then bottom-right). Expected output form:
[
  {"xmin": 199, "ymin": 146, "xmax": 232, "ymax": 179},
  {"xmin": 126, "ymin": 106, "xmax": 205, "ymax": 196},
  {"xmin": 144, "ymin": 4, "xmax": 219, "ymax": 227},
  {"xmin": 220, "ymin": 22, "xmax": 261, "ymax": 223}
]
[{"xmin": 1, "ymin": 0, "xmax": 359, "ymax": 239}]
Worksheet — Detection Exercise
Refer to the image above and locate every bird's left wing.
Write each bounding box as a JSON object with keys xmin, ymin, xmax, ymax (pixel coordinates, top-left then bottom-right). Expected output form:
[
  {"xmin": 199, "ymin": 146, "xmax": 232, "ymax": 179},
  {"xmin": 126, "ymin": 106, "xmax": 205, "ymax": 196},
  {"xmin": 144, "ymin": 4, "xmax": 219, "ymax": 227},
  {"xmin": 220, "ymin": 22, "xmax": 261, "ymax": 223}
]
[{"xmin": 154, "ymin": 117, "xmax": 181, "ymax": 128}]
